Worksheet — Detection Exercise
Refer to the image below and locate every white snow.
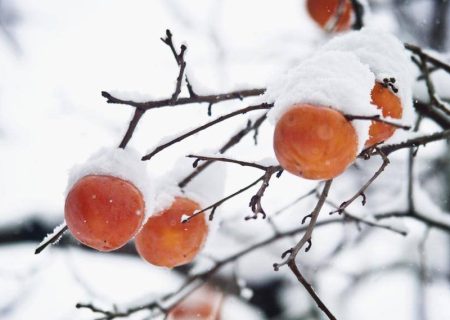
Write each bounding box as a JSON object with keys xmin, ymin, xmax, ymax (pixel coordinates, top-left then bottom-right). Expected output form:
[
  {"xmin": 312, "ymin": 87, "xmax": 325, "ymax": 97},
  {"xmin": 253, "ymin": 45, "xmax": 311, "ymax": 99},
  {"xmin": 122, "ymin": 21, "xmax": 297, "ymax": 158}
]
[
  {"xmin": 107, "ymin": 90, "xmax": 154, "ymax": 103},
  {"xmin": 180, "ymin": 214, "xmax": 191, "ymax": 223},
  {"xmin": 66, "ymin": 147, "xmax": 155, "ymax": 219},
  {"xmin": 265, "ymin": 50, "xmax": 375, "ymax": 152},
  {"xmin": 36, "ymin": 222, "xmax": 67, "ymax": 249},
  {"xmin": 147, "ymin": 153, "xmax": 227, "ymax": 238},
  {"xmin": 321, "ymin": 27, "xmax": 415, "ymax": 127}
]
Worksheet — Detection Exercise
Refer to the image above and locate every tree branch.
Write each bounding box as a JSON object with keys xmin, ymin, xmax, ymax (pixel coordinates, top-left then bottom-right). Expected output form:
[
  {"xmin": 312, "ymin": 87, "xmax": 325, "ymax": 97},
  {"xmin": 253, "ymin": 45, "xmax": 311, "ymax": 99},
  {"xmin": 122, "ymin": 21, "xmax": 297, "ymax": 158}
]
[
  {"xmin": 101, "ymin": 88, "xmax": 266, "ymax": 111},
  {"xmin": 274, "ymin": 179, "xmax": 333, "ymax": 270},
  {"xmin": 141, "ymin": 103, "xmax": 272, "ymax": 160},
  {"xmin": 345, "ymin": 114, "xmax": 411, "ymax": 130},
  {"xmin": 332, "ymin": 149, "xmax": 390, "ymax": 215},
  {"xmin": 178, "ymin": 113, "xmax": 267, "ymax": 188}
]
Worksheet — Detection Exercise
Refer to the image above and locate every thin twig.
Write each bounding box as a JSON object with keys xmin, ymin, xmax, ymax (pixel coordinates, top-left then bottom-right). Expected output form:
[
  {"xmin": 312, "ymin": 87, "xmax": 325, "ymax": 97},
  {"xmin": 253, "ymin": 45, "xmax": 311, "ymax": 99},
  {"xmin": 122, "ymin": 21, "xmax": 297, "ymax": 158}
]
[
  {"xmin": 413, "ymin": 100, "xmax": 450, "ymax": 130},
  {"xmin": 418, "ymin": 55, "xmax": 450, "ymax": 116},
  {"xmin": 274, "ymin": 179, "xmax": 333, "ymax": 270},
  {"xmin": 405, "ymin": 43, "xmax": 450, "ymax": 75},
  {"xmin": 34, "ymin": 225, "xmax": 68, "ymax": 254},
  {"xmin": 141, "ymin": 103, "xmax": 272, "ymax": 160},
  {"xmin": 187, "ymin": 155, "xmax": 271, "ymax": 171},
  {"xmin": 272, "ymin": 180, "xmax": 335, "ymax": 320},
  {"xmin": 373, "ymin": 129, "xmax": 450, "ymax": 156},
  {"xmin": 183, "ymin": 165, "xmax": 282, "ymax": 222},
  {"xmin": 178, "ymin": 113, "xmax": 267, "ymax": 188},
  {"xmin": 288, "ymin": 263, "xmax": 337, "ymax": 320},
  {"xmin": 271, "ymin": 187, "xmax": 318, "ymax": 217},
  {"xmin": 246, "ymin": 166, "xmax": 283, "ymax": 220},
  {"xmin": 345, "ymin": 114, "xmax": 411, "ymax": 130},
  {"xmin": 332, "ymin": 150, "xmax": 390, "ymax": 215},
  {"xmin": 183, "ymin": 175, "xmax": 265, "ymax": 222},
  {"xmin": 101, "ymin": 88, "xmax": 266, "ymax": 111},
  {"xmin": 325, "ymin": 199, "xmax": 407, "ymax": 236},
  {"xmin": 118, "ymin": 109, "xmax": 145, "ymax": 149}
]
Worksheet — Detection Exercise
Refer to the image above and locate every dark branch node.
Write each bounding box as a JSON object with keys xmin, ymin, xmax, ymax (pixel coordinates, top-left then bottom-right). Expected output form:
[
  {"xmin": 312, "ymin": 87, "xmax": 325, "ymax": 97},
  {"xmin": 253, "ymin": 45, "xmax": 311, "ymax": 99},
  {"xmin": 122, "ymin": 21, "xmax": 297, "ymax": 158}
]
[
  {"xmin": 208, "ymin": 103, "xmax": 213, "ymax": 116},
  {"xmin": 281, "ymin": 248, "xmax": 293, "ymax": 259},
  {"xmin": 192, "ymin": 158, "xmax": 201, "ymax": 168},
  {"xmin": 305, "ymin": 239, "xmax": 312, "ymax": 252},
  {"xmin": 302, "ymin": 213, "xmax": 312, "ymax": 225}
]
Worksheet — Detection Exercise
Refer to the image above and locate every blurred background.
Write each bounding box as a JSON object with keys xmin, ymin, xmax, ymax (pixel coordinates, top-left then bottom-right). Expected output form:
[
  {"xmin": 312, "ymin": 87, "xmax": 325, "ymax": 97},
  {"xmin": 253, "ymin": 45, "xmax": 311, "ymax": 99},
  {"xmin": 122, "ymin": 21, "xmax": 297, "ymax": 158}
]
[{"xmin": 0, "ymin": 0, "xmax": 450, "ymax": 319}]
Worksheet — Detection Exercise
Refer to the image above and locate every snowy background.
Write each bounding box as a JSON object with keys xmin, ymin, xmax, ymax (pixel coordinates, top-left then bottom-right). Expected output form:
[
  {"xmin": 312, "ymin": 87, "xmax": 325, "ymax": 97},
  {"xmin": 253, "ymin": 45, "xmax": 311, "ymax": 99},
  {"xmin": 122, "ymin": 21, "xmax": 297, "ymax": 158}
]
[{"xmin": 1, "ymin": 0, "xmax": 450, "ymax": 319}]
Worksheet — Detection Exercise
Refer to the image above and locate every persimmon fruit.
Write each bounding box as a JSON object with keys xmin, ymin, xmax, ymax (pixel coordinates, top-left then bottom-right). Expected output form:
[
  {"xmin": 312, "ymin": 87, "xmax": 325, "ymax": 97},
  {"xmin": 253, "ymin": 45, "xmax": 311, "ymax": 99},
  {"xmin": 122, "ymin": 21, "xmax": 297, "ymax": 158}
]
[
  {"xmin": 273, "ymin": 104, "xmax": 358, "ymax": 180},
  {"xmin": 65, "ymin": 175, "xmax": 145, "ymax": 251},
  {"xmin": 135, "ymin": 197, "xmax": 208, "ymax": 268},
  {"xmin": 168, "ymin": 286, "xmax": 223, "ymax": 320},
  {"xmin": 306, "ymin": 0, "xmax": 353, "ymax": 32},
  {"xmin": 365, "ymin": 82, "xmax": 402, "ymax": 147}
]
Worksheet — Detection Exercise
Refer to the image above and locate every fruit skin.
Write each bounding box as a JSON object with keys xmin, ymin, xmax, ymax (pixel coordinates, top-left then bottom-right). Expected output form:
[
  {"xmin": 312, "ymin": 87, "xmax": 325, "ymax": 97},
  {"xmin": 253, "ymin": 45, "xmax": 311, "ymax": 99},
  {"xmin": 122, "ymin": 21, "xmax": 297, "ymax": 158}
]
[
  {"xmin": 65, "ymin": 175, "xmax": 145, "ymax": 251},
  {"xmin": 135, "ymin": 197, "xmax": 208, "ymax": 268},
  {"xmin": 168, "ymin": 286, "xmax": 223, "ymax": 320},
  {"xmin": 306, "ymin": 0, "xmax": 353, "ymax": 32},
  {"xmin": 274, "ymin": 104, "xmax": 358, "ymax": 180},
  {"xmin": 365, "ymin": 82, "xmax": 402, "ymax": 147}
]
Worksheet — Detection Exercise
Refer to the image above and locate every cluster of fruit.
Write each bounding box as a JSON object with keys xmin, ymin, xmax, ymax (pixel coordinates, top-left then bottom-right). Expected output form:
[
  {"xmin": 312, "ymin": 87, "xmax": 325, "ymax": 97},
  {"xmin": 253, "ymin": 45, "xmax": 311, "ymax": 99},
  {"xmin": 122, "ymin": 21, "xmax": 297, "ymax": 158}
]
[
  {"xmin": 60, "ymin": 4, "xmax": 412, "ymax": 318},
  {"xmin": 65, "ymin": 168, "xmax": 208, "ymax": 269}
]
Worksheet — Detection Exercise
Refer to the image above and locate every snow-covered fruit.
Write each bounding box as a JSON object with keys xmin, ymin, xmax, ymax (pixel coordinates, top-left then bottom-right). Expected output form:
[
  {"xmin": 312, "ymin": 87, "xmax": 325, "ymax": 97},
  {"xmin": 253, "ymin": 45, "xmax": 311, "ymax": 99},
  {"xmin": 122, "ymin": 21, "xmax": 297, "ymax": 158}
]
[
  {"xmin": 365, "ymin": 82, "xmax": 402, "ymax": 147},
  {"xmin": 135, "ymin": 197, "xmax": 208, "ymax": 268},
  {"xmin": 306, "ymin": 0, "xmax": 353, "ymax": 32},
  {"xmin": 167, "ymin": 285, "xmax": 223, "ymax": 320},
  {"xmin": 274, "ymin": 104, "xmax": 358, "ymax": 180},
  {"xmin": 65, "ymin": 175, "xmax": 145, "ymax": 251}
]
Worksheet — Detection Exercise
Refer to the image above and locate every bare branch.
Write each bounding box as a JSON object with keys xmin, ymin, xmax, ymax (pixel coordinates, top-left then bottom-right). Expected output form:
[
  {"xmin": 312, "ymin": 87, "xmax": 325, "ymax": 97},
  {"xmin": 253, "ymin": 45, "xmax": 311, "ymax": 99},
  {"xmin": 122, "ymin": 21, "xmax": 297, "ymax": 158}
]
[
  {"xmin": 271, "ymin": 187, "xmax": 318, "ymax": 217},
  {"xmin": 325, "ymin": 199, "xmax": 407, "ymax": 236},
  {"xmin": 274, "ymin": 179, "xmax": 333, "ymax": 270},
  {"xmin": 332, "ymin": 150, "xmax": 390, "ymax": 215},
  {"xmin": 183, "ymin": 175, "xmax": 264, "ymax": 223},
  {"xmin": 374, "ymin": 129, "xmax": 450, "ymax": 156},
  {"xmin": 187, "ymin": 154, "xmax": 271, "ymax": 171},
  {"xmin": 142, "ymin": 103, "xmax": 272, "ymax": 161},
  {"xmin": 414, "ymin": 100, "xmax": 450, "ymax": 129},
  {"xmin": 247, "ymin": 166, "xmax": 283, "ymax": 220},
  {"xmin": 183, "ymin": 165, "xmax": 282, "ymax": 222},
  {"xmin": 34, "ymin": 224, "xmax": 68, "ymax": 255},
  {"xmin": 345, "ymin": 114, "xmax": 411, "ymax": 130},
  {"xmin": 118, "ymin": 109, "xmax": 145, "ymax": 149},
  {"xmin": 178, "ymin": 114, "xmax": 267, "ymax": 188},
  {"xmin": 101, "ymin": 88, "xmax": 266, "ymax": 111},
  {"xmin": 405, "ymin": 43, "xmax": 450, "ymax": 75},
  {"xmin": 288, "ymin": 262, "xmax": 337, "ymax": 320},
  {"xmin": 417, "ymin": 55, "xmax": 450, "ymax": 116}
]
